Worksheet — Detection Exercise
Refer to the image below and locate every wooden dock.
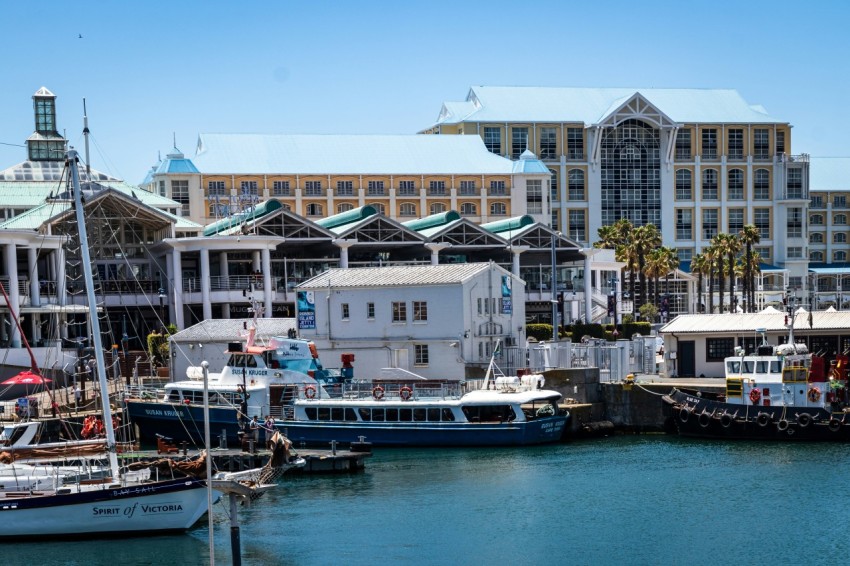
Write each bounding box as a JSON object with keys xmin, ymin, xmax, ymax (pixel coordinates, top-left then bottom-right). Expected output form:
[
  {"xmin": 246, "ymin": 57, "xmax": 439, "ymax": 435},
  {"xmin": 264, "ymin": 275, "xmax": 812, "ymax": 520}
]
[{"xmin": 117, "ymin": 446, "xmax": 370, "ymax": 475}]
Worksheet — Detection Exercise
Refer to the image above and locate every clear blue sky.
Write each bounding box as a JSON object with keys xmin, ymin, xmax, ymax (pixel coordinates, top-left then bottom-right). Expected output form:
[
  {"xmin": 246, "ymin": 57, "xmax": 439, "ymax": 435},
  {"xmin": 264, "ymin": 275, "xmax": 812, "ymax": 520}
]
[{"xmin": 1, "ymin": 0, "xmax": 847, "ymax": 183}]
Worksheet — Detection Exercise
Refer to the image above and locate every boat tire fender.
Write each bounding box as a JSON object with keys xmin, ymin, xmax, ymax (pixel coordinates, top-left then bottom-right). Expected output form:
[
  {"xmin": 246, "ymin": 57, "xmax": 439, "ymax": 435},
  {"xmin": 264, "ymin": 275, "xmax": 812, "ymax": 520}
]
[
  {"xmin": 797, "ymin": 413, "xmax": 812, "ymax": 428},
  {"xmin": 720, "ymin": 414, "xmax": 733, "ymax": 428},
  {"xmin": 829, "ymin": 418, "xmax": 841, "ymax": 432},
  {"xmin": 679, "ymin": 406, "xmax": 691, "ymax": 423},
  {"xmin": 777, "ymin": 419, "xmax": 789, "ymax": 432},
  {"xmin": 756, "ymin": 413, "xmax": 771, "ymax": 427},
  {"xmin": 698, "ymin": 412, "xmax": 711, "ymax": 428},
  {"xmin": 372, "ymin": 386, "xmax": 385, "ymax": 401}
]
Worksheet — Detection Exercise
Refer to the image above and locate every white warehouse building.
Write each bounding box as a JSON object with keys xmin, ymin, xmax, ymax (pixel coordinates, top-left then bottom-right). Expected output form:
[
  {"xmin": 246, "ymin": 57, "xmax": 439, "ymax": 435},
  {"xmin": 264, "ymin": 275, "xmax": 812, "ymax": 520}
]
[{"xmin": 295, "ymin": 263, "xmax": 525, "ymax": 379}]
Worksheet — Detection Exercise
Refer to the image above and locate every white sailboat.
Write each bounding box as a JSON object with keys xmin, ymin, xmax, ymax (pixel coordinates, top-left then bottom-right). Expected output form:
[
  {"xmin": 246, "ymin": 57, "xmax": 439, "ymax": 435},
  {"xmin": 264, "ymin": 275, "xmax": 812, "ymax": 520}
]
[{"xmin": 0, "ymin": 149, "xmax": 210, "ymax": 539}]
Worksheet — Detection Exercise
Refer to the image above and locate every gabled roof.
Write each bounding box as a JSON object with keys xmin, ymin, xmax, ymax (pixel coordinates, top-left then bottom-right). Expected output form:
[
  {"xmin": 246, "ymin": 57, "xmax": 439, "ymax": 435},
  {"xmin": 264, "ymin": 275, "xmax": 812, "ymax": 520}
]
[
  {"xmin": 298, "ymin": 263, "xmax": 507, "ymax": 289},
  {"xmin": 661, "ymin": 311, "xmax": 850, "ymax": 334},
  {"xmin": 170, "ymin": 317, "xmax": 296, "ymax": 343},
  {"xmin": 327, "ymin": 214, "xmax": 425, "ymax": 244},
  {"xmin": 429, "ymin": 86, "xmax": 784, "ymax": 127},
  {"xmin": 416, "ymin": 218, "xmax": 508, "ymax": 247},
  {"xmin": 192, "ymin": 133, "xmax": 519, "ymax": 175}
]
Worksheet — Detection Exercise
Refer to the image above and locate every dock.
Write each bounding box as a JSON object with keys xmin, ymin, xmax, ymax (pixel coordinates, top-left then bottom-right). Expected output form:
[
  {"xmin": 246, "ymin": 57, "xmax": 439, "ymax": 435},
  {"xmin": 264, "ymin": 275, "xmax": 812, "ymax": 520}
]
[{"xmin": 117, "ymin": 446, "xmax": 370, "ymax": 475}]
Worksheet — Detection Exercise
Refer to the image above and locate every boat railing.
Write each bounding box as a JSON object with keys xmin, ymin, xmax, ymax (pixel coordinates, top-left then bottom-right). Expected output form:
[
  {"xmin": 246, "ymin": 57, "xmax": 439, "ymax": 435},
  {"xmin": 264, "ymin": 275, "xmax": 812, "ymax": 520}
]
[{"xmin": 306, "ymin": 381, "xmax": 465, "ymax": 401}]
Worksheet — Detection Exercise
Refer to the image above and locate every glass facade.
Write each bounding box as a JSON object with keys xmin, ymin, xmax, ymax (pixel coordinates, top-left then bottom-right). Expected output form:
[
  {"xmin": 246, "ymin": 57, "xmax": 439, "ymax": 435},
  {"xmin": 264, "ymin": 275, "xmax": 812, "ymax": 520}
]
[{"xmin": 600, "ymin": 119, "xmax": 661, "ymax": 228}]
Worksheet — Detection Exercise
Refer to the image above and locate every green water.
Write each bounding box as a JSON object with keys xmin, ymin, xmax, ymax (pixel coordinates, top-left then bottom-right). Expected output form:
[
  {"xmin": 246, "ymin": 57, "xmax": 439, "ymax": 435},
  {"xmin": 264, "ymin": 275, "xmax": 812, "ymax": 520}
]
[{"xmin": 9, "ymin": 436, "xmax": 849, "ymax": 565}]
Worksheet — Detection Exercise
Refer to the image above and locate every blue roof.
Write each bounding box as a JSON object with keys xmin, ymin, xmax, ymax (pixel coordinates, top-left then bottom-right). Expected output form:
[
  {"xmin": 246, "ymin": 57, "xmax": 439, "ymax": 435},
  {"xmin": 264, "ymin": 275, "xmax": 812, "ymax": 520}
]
[
  {"xmin": 809, "ymin": 263, "xmax": 850, "ymax": 274},
  {"xmin": 155, "ymin": 148, "xmax": 199, "ymax": 175},
  {"xmin": 192, "ymin": 134, "xmax": 519, "ymax": 175},
  {"xmin": 431, "ymin": 86, "xmax": 785, "ymax": 126}
]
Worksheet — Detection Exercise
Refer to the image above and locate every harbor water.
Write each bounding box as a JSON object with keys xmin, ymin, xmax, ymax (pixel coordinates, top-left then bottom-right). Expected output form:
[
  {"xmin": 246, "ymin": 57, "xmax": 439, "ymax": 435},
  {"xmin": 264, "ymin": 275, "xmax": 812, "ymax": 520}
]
[{"xmin": 9, "ymin": 435, "xmax": 850, "ymax": 565}]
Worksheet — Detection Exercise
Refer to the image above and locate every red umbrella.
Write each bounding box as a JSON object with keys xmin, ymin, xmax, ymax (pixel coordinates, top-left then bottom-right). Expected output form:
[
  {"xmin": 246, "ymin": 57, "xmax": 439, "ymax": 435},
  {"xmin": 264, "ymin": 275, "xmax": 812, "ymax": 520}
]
[{"xmin": 1, "ymin": 370, "xmax": 51, "ymax": 385}]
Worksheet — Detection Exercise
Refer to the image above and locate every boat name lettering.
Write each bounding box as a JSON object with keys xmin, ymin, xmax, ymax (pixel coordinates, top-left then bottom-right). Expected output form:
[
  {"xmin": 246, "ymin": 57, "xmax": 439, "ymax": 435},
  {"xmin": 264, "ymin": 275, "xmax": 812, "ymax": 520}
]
[
  {"xmin": 93, "ymin": 506, "xmax": 121, "ymax": 516},
  {"xmin": 140, "ymin": 503, "xmax": 183, "ymax": 514},
  {"xmin": 247, "ymin": 369, "xmax": 266, "ymax": 376},
  {"xmin": 143, "ymin": 409, "xmax": 183, "ymax": 417}
]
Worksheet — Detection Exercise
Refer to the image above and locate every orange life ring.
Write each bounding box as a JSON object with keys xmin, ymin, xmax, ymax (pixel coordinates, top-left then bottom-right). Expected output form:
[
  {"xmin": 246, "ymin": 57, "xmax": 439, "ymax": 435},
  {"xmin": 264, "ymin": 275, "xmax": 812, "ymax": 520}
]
[
  {"xmin": 808, "ymin": 386, "xmax": 821, "ymax": 403},
  {"xmin": 304, "ymin": 385, "xmax": 317, "ymax": 399},
  {"xmin": 749, "ymin": 388, "xmax": 762, "ymax": 404},
  {"xmin": 372, "ymin": 386, "xmax": 385, "ymax": 400},
  {"xmin": 399, "ymin": 386, "xmax": 413, "ymax": 401}
]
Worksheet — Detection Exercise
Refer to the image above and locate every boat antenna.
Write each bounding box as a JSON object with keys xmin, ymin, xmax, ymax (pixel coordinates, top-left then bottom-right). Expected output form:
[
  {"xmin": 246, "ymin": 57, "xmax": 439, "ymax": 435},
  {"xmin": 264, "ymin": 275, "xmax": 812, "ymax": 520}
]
[
  {"xmin": 82, "ymin": 99, "xmax": 91, "ymax": 179},
  {"xmin": 67, "ymin": 148, "xmax": 120, "ymax": 479}
]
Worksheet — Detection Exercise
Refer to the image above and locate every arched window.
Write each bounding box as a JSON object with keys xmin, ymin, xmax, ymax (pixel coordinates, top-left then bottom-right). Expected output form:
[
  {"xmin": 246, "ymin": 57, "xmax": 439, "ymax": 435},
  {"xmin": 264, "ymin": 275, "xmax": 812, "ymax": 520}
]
[
  {"xmin": 754, "ymin": 169, "xmax": 770, "ymax": 199},
  {"xmin": 399, "ymin": 202, "xmax": 417, "ymax": 217},
  {"xmin": 430, "ymin": 203, "xmax": 446, "ymax": 215},
  {"xmin": 810, "ymin": 232, "xmax": 824, "ymax": 243},
  {"xmin": 568, "ymin": 169, "xmax": 585, "ymax": 200},
  {"xmin": 834, "ymin": 233, "xmax": 847, "ymax": 243},
  {"xmin": 811, "ymin": 214, "xmax": 824, "ymax": 225},
  {"xmin": 460, "ymin": 202, "xmax": 477, "ymax": 216},
  {"xmin": 370, "ymin": 203, "xmax": 385, "ymax": 215},
  {"xmin": 336, "ymin": 203, "xmax": 354, "ymax": 213},
  {"xmin": 727, "ymin": 168, "xmax": 744, "ymax": 200},
  {"xmin": 835, "ymin": 214, "xmax": 848, "ymax": 226},
  {"xmin": 490, "ymin": 202, "xmax": 507, "ymax": 216},
  {"xmin": 835, "ymin": 251, "xmax": 847, "ymax": 262},
  {"xmin": 675, "ymin": 169, "xmax": 692, "ymax": 200},
  {"xmin": 702, "ymin": 169, "xmax": 718, "ymax": 200},
  {"xmin": 306, "ymin": 203, "xmax": 323, "ymax": 216},
  {"xmin": 810, "ymin": 251, "xmax": 824, "ymax": 262}
]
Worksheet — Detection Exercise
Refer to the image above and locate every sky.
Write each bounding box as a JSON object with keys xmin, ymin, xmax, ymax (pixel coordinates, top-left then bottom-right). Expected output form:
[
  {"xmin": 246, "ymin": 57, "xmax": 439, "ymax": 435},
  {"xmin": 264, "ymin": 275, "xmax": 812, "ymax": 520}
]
[{"xmin": 1, "ymin": 0, "xmax": 848, "ymax": 184}]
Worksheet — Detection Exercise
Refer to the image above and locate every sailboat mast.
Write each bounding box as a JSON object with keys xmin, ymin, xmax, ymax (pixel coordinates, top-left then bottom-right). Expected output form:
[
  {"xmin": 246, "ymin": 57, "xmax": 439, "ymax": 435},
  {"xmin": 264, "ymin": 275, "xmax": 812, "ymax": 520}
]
[{"xmin": 67, "ymin": 149, "xmax": 120, "ymax": 479}]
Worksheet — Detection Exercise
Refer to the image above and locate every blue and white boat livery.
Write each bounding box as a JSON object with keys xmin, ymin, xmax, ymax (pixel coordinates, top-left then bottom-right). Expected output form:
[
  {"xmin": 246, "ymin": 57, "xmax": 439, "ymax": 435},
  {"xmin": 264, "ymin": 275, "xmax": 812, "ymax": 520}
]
[
  {"xmin": 276, "ymin": 354, "xmax": 569, "ymax": 447},
  {"xmin": 125, "ymin": 329, "xmax": 343, "ymax": 446}
]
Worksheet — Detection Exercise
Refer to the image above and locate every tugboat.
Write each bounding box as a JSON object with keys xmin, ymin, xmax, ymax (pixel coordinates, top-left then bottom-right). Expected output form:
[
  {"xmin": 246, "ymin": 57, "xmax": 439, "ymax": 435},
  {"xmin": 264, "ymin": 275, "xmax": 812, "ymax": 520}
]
[{"xmin": 663, "ymin": 323, "xmax": 850, "ymax": 440}]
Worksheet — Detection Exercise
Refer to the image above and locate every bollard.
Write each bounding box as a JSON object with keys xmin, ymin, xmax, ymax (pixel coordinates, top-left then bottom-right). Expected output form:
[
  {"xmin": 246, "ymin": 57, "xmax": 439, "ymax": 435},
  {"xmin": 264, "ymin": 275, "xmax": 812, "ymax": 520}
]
[
  {"xmin": 330, "ymin": 439, "xmax": 337, "ymax": 455},
  {"xmin": 220, "ymin": 428, "xmax": 228, "ymax": 450}
]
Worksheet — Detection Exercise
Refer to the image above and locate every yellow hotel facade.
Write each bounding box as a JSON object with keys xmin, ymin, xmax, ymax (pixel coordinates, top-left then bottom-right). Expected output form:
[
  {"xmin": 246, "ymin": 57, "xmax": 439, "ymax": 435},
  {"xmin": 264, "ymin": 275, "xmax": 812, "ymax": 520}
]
[{"xmin": 423, "ymin": 86, "xmax": 811, "ymax": 293}]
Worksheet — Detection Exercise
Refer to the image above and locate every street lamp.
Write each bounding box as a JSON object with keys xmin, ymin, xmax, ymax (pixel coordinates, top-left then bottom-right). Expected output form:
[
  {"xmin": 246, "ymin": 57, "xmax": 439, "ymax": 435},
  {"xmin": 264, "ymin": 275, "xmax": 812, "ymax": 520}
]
[
  {"xmin": 608, "ymin": 277, "xmax": 619, "ymax": 325},
  {"xmin": 158, "ymin": 286, "xmax": 166, "ymax": 328}
]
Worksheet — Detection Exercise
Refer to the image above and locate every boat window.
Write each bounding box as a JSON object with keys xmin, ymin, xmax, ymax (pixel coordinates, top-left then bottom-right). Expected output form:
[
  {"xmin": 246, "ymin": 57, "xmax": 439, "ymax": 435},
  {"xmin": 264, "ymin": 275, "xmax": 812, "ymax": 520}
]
[
  {"xmin": 727, "ymin": 361, "xmax": 740, "ymax": 373},
  {"xmin": 399, "ymin": 408, "xmax": 412, "ymax": 422},
  {"xmin": 385, "ymin": 408, "xmax": 398, "ymax": 422},
  {"xmin": 358, "ymin": 408, "xmax": 371, "ymax": 422},
  {"xmin": 345, "ymin": 408, "xmax": 358, "ymax": 421},
  {"xmin": 413, "ymin": 408, "xmax": 427, "ymax": 422},
  {"xmin": 246, "ymin": 356, "xmax": 258, "ymax": 368},
  {"xmin": 441, "ymin": 408, "xmax": 455, "ymax": 422},
  {"xmin": 305, "ymin": 407, "xmax": 317, "ymax": 420},
  {"xmin": 742, "ymin": 361, "xmax": 755, "ymax": 373},
  {"xmin": 168, "ymin": 391, "xmax": 181, "ymax": 402},
  {"xmin": 756, "ymin": 361, "xmax": 769, "ymax": 373},
  {"xmin": 317, "ymin": 407, "xmax": 330, "ymax": 421},
  {"xmin": 372, "ymin": 408, "xmax": 385, "ymax": 422},
  {"xmin": 770, "ymin": 361, "xmax": 782, "ymax": 374},
  {"xmin": 428, "ymin": 408, "xmax": 441, "ymax": 422},
  {"xmin": 505, "ymin": 407, "xmax": 516, "ymax": 421},
  {"xmin": 331, "ymin": 407, "xmax": 344, "ymax": 421}
]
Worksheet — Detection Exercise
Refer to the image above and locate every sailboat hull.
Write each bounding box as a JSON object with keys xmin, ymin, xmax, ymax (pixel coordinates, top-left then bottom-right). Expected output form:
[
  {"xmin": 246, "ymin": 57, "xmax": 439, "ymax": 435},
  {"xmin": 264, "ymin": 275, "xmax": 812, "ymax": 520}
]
[{"xmin": 0, "ymin": 477, "xmax": 210, "ymax": 539}]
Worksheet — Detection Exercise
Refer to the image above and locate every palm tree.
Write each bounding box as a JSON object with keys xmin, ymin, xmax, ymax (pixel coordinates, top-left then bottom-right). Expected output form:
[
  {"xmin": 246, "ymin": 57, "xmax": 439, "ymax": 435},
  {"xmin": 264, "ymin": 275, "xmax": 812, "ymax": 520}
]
[
  {"xmin": 633, "ymin": 224, "xmax": 662, "ymax": 315},
  {"xmin": 739, "ymin": 224, "xmax": 761, "ymax": 312},
  {"xmin": 715, "ymin": 233, "xmax": 741, "ymax": 312},
  {"xmin": 703, "ymin": 245, "xmax": 719, "ymax": 314},
  {"xmin": 597, "ymin": 219, "xmax": 635, "ymax": 314},
  {"xmin": 646, "ymin": 248, "xmax": 667, "ymax": 313},
  {"xmin": 691, "ymin": 253, "xmax": 706, "ymax": 313},
  {"xmin": 710, "ymin": 235, "xmax": 727, "ymax": 312},
  {"xmin": 660, "ymin": 246, "xmax": 680, "ymax": 313}
]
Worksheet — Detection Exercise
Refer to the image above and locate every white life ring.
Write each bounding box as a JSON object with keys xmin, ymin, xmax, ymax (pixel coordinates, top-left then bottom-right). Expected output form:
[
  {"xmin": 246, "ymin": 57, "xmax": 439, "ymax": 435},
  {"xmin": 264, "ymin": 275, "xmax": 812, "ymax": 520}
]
[
  {"xmin": 372, "ymin": 386, "xmax": 385, "ymax": 400},
  {"xmin": 399, "ymin": 386, "xmax": 413, "ymax": 401},
  {"xmin": 304, "ymin": 385, "xmax": 317, "ymax": 399}
]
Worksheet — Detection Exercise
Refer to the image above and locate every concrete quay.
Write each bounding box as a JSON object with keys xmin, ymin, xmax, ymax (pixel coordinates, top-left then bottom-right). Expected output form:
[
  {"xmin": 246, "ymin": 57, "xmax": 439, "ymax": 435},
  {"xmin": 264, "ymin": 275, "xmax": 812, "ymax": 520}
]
[{"xmin": 545, "ymin": 367, "xmax": 725, "ymax": 435}]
